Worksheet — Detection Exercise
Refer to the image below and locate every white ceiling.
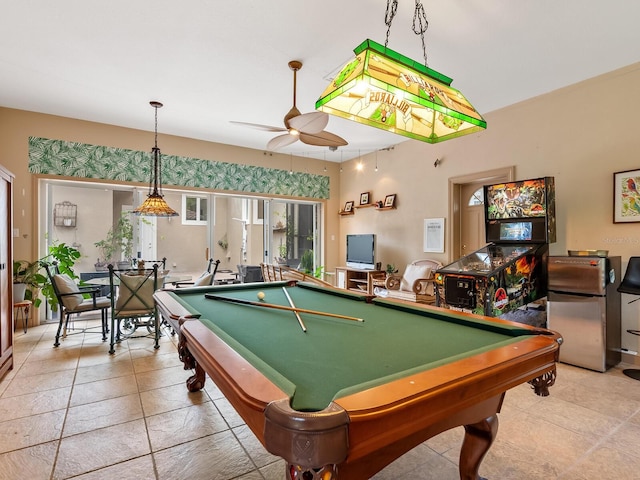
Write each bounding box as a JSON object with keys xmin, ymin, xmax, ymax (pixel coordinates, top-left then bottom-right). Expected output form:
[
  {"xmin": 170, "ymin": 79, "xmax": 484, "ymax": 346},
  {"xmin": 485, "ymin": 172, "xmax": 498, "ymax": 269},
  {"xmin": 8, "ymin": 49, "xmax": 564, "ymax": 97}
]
[{"xmin": 1, "ymin": 1, "xmax": 639, "ymax": 161}]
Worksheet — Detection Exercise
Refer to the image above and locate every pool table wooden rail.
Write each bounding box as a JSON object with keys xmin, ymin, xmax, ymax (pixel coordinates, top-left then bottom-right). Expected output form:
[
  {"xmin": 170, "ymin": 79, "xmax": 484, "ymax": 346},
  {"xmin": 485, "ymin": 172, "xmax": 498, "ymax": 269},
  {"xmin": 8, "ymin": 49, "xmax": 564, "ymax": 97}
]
[{"xmin": 154, "ymin": 286, "xmax": 562, "ymax": 480}]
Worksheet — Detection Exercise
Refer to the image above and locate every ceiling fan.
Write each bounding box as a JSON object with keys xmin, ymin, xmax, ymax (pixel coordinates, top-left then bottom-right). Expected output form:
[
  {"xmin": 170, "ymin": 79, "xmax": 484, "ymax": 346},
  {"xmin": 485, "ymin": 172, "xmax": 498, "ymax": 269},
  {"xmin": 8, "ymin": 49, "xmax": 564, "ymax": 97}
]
[{"xmin": 231, "ymin": 60, "xmax": 348, "ymax": 151}]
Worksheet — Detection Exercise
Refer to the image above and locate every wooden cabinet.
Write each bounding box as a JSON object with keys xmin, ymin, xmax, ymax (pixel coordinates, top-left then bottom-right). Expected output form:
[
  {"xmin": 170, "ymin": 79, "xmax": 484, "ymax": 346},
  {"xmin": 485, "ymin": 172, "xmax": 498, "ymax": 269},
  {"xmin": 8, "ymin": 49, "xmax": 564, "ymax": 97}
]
[
  {"xmin": 335, "ymin": 267, "xmax": 383, "ymax": 295},
  {"xmin": 0, "ymin": 165, "xmax": 14, "ymax": 381}
]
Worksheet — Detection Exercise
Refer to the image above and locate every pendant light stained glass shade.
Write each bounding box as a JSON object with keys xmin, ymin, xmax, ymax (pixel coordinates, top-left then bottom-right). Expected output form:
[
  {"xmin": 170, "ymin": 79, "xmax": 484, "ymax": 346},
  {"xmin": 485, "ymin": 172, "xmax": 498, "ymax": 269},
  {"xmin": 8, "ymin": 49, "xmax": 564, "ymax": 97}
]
[
  {"xmin": 316, "ymin": 39, "xmax": 487, "ymax": 144},
  {"xmin": 133, "ymin": 101, "xmax": 178, "ymax": 217}
]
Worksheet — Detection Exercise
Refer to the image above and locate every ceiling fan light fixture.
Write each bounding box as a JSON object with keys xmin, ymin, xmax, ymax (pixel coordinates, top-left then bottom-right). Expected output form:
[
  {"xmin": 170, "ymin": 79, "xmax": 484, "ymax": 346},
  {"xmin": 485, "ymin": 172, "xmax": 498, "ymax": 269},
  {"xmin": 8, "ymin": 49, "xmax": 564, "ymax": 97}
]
[
  {"xmin": 316, "ymin": 39, "xmax": 486, "ymax": 144},
  {"xmin": 133, "ymin": 101, "xmax": 179, "ymax": 217}
]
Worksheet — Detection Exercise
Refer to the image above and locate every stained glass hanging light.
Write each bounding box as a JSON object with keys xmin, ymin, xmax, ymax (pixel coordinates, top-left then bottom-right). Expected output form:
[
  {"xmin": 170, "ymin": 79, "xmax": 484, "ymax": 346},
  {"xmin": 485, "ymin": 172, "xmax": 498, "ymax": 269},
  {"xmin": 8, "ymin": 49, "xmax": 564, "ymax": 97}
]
[
  {"xmin": 133, "ymin": 101, "xmax": 179, "ymax": 217},
  {"xmin": 316, "ymin": 0, "xmax": 486, "ymax": 144}
]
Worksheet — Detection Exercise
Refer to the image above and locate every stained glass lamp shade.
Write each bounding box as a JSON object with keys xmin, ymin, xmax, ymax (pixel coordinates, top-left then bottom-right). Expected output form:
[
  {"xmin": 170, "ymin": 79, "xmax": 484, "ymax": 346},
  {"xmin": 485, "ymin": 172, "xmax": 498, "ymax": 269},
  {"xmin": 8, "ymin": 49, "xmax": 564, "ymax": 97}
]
[{"xmin": 316, "ymin": 39, "xmax": 487, "ymax": 144}]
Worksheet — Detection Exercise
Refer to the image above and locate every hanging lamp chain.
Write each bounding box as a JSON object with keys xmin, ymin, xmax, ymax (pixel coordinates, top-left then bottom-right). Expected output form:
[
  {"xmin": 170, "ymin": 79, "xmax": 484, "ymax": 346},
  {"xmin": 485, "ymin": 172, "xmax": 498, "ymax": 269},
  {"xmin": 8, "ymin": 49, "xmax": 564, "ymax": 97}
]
[
  {"xmin": 384, "ymin": 0, "xmax": 398, "ymax": 47},
  {"xmin": 412, "ymin": 0, "xmax": 429, "ymax": 67},
  {"xmin": 384, "ymin": 0, "xmax": 429, "ymax": 67}
]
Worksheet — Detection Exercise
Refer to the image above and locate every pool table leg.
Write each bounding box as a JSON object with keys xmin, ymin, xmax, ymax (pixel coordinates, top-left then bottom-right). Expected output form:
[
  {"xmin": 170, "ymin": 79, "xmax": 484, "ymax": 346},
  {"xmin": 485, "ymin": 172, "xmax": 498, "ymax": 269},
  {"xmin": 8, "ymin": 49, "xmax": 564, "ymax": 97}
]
[
  {"xmin": 186, "ymin": 361, "xmax": 206, "ymax": 392},
  {"xmin": 459, "ymin": 413, "xmax": 498, "ymax": 480}
]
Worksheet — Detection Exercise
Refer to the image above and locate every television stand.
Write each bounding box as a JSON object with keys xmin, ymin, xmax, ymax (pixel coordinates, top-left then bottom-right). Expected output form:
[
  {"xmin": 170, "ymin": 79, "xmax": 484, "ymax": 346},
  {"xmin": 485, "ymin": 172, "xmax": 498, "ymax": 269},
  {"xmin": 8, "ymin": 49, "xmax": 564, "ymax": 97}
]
[{"xmin": 335, "ymin": 267, "xmax": 383, "ymax": 295}]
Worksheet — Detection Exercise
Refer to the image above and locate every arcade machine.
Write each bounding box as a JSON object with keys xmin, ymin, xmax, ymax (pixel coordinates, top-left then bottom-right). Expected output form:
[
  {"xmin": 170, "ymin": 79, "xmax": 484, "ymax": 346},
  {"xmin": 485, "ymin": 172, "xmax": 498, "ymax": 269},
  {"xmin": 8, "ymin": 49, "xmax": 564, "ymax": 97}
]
[{"xmin": 435, "ymin": 177, "xmax": 556, "ymax": 317}]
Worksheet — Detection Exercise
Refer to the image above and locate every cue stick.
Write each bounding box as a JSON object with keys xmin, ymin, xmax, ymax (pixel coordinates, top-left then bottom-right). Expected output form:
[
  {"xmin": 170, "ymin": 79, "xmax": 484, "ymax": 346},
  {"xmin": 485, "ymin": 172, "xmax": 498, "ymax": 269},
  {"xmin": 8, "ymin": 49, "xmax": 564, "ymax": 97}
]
[
  {"xmin": 204, "ymin": 294, "xmax": 364, "ymax": 322},
  {"xmin": 281, "ymin": 287, "xmax": 307, "ymax": 333}
]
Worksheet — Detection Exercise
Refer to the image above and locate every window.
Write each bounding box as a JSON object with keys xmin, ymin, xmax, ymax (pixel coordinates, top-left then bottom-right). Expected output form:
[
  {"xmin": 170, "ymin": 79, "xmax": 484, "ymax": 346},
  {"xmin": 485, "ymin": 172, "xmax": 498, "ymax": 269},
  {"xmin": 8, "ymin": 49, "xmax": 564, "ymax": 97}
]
[
  {"xmin": 468, "ymin": 187, "xmax": 484, "ymax": 206},
  {"xmin": 182, "ymin": 194, "xmax": 208, "ymax": 225}
]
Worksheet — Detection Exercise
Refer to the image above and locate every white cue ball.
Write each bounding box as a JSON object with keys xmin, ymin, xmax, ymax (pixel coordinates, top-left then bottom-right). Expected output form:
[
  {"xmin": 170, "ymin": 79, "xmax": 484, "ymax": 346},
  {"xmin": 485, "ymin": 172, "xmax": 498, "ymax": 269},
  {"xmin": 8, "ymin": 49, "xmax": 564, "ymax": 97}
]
[{"xmin": 257, "ymin": 291, "xmax": 265, "ymax": 301}]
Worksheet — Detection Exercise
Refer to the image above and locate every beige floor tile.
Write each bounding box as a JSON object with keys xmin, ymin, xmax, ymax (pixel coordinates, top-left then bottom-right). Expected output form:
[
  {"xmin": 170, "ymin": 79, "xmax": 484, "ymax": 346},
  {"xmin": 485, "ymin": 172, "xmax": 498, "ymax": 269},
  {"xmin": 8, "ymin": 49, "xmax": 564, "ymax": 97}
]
[
  {"xmin": 1, "ymin": 369, "xmax": 76, "ymax": 398},
  {"xmin": 63, "ymin": 392, "xmax": 143, "ymax": 436},
  {"xmin": 0, "ymin": 410, "xmax": 65, "ymax": 453},
  {"xmin": 73, "ymin": 454, "xmax": 156, "ymax": 480},
  {"xmin": 146, "ymin": 401, "xmax": 228, "ymax": 451},
  {"xmin": 140, "ymin": 382, "xmax": 208, "ymax": 417},
  {"xmin": 526, "ymin": 394, "xmax": 624, "ymax": 440},
  {"xmin": 26, "ymin": 344, "xmax": 82, "ymax": 364},
  {"xmin": 75, "ymin": 358, "xmax": 135, "ymax": 384},
  {"xmin": 154, "ymin": 430, "xmax": 255, "ymax": 480},
  {"xmin": 53, "ymin": 419, "xmax": 150, "ymax": 479},
  {"xmin": 15, "ymin": 356, "xmax": 79, "ymax": 377},
  {"xmin": 372, "ymin": 443, "xmax": 459, "ymax": 480},
  {"xmin": 132, "ymin": 350, "xmax": 184, "ymax": 374},
  {"xmin": 135, "ymin": 364, "xmax": 191, "ymax": 392},
  {"xmin": 259, "ymin": 460, "xmax": 288, "ymax": 480},
  {"xmin": 232, "ymin": 424, "xmax": 280, "ymax": 468},
  {"xmin": 70, "ymin": 374, "xmax": 139, "ymax": 407},
  {"xmin": 78, "ymin": 345, "xmax": 131, "ymax": 368},
  {"xmin": 214, "ymin": 397, "xmax": 245, "ymax": 428},
  {"xmin": 0, "ymin": 440, "xmax": 57, "ymax": 480},
  {"xmin": 0, "ymin": 386, "xmax": 71, "ymax": 422},
  {"xmin": 560, "ymin": 446, "xmax": 640, "ymax": 480}
]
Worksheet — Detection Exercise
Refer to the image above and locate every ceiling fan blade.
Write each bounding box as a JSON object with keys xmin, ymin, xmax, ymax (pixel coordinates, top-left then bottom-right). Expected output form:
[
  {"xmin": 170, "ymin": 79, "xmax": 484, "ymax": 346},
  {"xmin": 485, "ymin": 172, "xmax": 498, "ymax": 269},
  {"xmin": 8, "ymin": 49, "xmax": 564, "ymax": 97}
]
[
  {"xmin": 288, "ymin": 111, "xmax": 329, "ymax": 134},
  {"xmin": 299, "ymin": 130, "xmax": 348, "ymax": 147},
  {"xmin": 230, "ymin": 121, "xmax": 287, "ymax": 133},
  {"xmin": 267, "ymin": 133, "xmax": 299, "ymax": 150}
]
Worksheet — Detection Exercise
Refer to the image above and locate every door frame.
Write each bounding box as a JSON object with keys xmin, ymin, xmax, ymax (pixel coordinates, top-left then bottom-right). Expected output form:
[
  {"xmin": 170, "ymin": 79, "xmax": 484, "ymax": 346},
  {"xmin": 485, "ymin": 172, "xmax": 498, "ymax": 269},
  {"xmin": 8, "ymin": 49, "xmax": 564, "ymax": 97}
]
[{"xmin": 448, "ymin": 166, "xmax": 515, "ymax": 261}]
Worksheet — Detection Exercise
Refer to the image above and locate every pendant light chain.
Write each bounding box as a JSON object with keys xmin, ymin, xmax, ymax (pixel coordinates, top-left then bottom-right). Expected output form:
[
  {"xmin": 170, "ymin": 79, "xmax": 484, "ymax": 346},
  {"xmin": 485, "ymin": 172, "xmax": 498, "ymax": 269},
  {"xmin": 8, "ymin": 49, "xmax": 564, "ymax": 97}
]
[
  {"xmin": 412, "ymin": 0, "xmax": 429, "ymax": 67},
  {"xmin": 384, "ymin": 0, "xmax": 398, "ymax": 47},
  {"xmin": 384, "ymin": 0, "xmax": 429, "ymax": 67}
]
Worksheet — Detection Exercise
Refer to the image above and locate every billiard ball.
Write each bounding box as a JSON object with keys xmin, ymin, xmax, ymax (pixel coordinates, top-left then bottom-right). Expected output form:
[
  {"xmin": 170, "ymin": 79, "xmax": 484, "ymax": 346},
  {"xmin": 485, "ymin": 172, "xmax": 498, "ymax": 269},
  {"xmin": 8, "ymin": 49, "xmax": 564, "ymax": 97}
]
[{"xmin": 257, "ymin": 291, "xmax": 265, "ymax": 301}]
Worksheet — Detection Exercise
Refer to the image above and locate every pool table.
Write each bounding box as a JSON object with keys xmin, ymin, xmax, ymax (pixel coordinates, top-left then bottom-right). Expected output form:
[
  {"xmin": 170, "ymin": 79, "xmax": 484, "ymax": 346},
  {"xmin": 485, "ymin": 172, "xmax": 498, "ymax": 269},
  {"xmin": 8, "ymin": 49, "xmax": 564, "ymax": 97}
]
[{"xmin": 154, "ymin": 281, "xmax": 561, "ymax": 480}]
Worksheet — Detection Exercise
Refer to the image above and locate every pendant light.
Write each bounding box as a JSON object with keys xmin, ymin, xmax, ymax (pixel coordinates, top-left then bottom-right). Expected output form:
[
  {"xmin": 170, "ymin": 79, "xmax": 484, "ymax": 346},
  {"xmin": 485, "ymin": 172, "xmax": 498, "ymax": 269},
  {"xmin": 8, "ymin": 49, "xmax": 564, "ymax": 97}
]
[{"xmin": 133, "ymin": 101, "xmax": 179, "ymax": 217}]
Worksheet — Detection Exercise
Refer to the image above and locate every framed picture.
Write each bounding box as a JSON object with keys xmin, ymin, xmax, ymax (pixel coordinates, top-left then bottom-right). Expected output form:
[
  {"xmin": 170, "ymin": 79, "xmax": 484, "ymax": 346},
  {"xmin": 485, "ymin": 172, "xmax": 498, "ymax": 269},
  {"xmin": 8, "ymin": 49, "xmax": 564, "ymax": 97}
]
[
  {"xmin": 344, "ymin": 201, "xmax": 354, "ymax": 212},
  {"xmin": 360, "ymin": 191, "xmax": 370, "ymax": 205},
  {"xmin": 384, "ymin": 194, "xmax": 396, "ymax": 208},
  {"xmin": 614, "ymin": 169, "xmax": 640, "ymax": 223},
  {"xmin": 424, "ymin": 218, "xmax": 445, "ymax": 253}
]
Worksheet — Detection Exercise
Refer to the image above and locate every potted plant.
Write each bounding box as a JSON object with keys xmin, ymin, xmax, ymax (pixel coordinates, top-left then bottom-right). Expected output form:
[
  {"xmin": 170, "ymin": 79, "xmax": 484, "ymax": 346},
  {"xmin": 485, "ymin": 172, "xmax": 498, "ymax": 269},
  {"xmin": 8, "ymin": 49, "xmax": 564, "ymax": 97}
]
[
  {"xmin": 39, "ymin": 242, "xmax": 82, "ymax": 313},
  {"xmin": 13, "ymin": 242, "xmax": 81, "ymax": 309},
  {"xmin": 12, "ymin": 259, "xmax": 47, "ymax": 305},
  {"xmin": 94, "ymin": 212, "xmax": 134, "ymax": 270},
  {"xmin": 386, "ymin": 264, "xmax": 398, "ymax": 277}
]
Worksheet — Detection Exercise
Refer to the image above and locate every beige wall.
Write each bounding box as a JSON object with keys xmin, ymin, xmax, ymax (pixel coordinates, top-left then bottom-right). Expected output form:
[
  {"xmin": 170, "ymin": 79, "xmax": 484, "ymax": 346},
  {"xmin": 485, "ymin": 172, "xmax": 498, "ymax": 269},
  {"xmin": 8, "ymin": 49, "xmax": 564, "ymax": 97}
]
[{"xmin": 339, "ymin": 62, "xmax": 640, "ymax": 363}]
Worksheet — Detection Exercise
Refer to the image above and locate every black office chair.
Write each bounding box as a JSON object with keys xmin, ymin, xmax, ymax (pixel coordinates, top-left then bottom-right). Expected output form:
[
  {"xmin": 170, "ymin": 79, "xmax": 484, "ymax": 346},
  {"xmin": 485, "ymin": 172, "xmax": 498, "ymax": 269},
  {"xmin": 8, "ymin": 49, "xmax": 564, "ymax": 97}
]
[{"xmin": 617, "ymin": 257, "xmax": 640, "ymax": 380}]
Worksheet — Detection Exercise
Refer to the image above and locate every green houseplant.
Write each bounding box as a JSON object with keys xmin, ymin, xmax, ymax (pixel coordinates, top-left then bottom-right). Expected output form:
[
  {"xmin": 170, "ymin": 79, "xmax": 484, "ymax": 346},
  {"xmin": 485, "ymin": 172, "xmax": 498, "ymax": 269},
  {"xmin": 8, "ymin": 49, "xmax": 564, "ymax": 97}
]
[
  {"xmin": 12, "ymin": 259, "xmax": 47, "ymax": 305},
  {"xmin": 13, "ymin": 242, "xmax": 81, "ymax": 309},
  {"xmin": 94, "ymin": 212, "xmax": 134, "ymax": 270},
  {"xmin": 39, "ymin": 242, "xmax": 82, "ymax": 312}
]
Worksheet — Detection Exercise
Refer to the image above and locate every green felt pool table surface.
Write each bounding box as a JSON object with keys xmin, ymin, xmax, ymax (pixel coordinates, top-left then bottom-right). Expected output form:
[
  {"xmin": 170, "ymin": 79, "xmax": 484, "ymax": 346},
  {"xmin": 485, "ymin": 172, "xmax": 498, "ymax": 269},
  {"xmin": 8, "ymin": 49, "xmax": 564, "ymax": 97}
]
[
  {"xmin": 168, "ymin": 281, "xmax": 539, "ymax": 411},
  {"xmin": 155, "ymin": 280, "xmax": 561, "ymax": 480}
]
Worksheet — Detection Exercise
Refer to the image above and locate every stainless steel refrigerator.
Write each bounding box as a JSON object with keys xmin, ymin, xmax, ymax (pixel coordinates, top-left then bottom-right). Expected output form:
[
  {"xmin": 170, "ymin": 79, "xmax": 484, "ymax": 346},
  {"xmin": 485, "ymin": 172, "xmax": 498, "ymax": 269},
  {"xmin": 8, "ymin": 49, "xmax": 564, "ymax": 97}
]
[{"xmin": 547, "ymin": 256, "xmax": 621, "ymax": 372}]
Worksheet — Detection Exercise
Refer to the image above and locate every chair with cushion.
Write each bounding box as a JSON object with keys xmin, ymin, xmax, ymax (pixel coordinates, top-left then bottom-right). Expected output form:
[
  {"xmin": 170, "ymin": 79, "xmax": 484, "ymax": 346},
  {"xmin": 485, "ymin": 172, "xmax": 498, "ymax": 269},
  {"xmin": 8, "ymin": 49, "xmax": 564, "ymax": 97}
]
[
  {"xmin": 43, "ymin": 262, "xmax": 111, "ymax": 347},
  {"xmin": 373, "ymin": 259, "xmax": 442, "ymax": 304},
  {"xmin": 174, "ymin": 258, "xmax": 220, "ymax": 288},
  {"xmin": 108, "ymin": 263, "xmax": 165, "ymax": 354}
]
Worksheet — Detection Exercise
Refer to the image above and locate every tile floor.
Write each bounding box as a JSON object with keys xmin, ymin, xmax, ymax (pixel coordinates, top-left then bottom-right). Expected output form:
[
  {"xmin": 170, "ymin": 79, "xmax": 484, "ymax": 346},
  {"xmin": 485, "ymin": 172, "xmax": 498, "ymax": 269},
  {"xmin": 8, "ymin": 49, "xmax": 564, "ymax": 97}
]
[{"xmin": 1, "ymin": 316, "xmax": 640, "ymax": 480}]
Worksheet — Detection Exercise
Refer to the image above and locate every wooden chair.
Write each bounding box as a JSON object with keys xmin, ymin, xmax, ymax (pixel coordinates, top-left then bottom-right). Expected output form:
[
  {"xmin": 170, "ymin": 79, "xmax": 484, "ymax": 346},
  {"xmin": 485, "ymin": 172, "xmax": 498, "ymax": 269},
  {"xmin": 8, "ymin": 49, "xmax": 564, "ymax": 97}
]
[
  {"xmin": 372, "ymin": 259, "xmax": 442, "ymax": 304},
  {"xmin": 108, "ymin": 264, "xmax": 165, "ymax": 354},
  {"xmin": 261, "ymin": 263, "xmax": 333, "ymax": 287},
  {"xmin": 43, "ymin": 262, "xmax": 110, "ymax": 347}
]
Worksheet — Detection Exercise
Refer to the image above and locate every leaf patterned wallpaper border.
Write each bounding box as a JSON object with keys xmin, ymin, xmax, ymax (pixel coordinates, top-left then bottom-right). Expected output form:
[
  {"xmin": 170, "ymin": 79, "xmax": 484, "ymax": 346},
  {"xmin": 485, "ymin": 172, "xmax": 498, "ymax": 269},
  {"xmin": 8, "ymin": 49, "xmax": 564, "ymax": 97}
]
[{"xmin": 28, "ymin": 137, "xmax": 330, "ymax": 199}]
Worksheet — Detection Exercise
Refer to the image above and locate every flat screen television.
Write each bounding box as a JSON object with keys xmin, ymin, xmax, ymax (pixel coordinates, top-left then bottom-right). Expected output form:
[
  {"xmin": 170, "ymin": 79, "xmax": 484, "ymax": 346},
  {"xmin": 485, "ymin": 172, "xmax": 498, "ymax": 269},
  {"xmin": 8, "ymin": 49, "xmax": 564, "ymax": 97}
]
[{"xmin": 346, "ymin": 234, "xmax": 376, "ymax": 270}]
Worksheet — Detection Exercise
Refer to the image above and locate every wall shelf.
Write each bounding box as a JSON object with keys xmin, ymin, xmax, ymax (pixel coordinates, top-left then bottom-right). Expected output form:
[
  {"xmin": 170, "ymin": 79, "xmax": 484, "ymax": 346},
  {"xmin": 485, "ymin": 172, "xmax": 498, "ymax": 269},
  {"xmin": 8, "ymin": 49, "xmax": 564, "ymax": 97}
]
[{"xmin": 338, "ymin": 210, "xmax": 355, "ymax": 216}]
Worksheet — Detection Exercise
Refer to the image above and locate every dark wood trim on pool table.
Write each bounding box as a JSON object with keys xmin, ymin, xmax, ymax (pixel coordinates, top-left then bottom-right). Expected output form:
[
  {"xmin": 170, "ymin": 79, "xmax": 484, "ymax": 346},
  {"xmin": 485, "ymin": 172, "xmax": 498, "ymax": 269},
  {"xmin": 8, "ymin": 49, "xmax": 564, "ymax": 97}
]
[{"xmin": 154, "ymin": 288, "xmax": 561, "ymax": 480}]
